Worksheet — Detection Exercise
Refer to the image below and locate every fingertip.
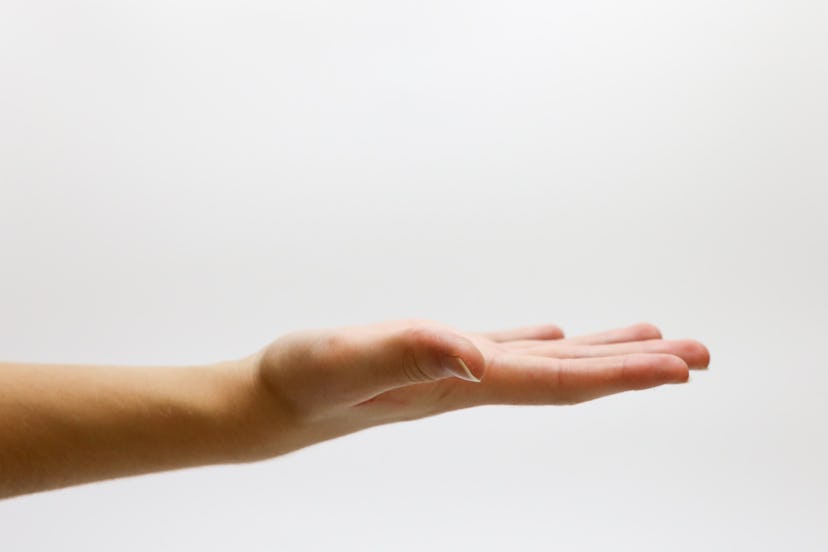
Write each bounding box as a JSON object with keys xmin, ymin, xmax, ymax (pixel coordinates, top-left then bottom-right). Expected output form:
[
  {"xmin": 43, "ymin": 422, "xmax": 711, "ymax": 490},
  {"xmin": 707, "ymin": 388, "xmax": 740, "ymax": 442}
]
[
  {"xmin": 452, "ymin": 337, "xmax": 486, "ymax": 381},
  {"xmin": 444, "ymin": 356, "xmax": 482, "ymax": 382},
  {"xmin": 542, "ymin": 324, "xmax": 565, "ymax": 339},
  {"xmin": 673, "ymin": 339, "xmax": 711, "ymax": 369},
  {"xmin": 699, "ymin": 343, "xmax": 711, "ymax": 369},
  {"xmin": 692, "ymin": 342, "xmax": 710, "ymax": 369},
  {"xmin": 627, "ymin": 353, "xmax": 688, "ymax": 385},
  {"xmin": 665, "ymin": 354, "xmax": 690, "ymax": 383},
  {"xmin": 631, "ymin": 322, "xmax": 663, "ymax": 340}
]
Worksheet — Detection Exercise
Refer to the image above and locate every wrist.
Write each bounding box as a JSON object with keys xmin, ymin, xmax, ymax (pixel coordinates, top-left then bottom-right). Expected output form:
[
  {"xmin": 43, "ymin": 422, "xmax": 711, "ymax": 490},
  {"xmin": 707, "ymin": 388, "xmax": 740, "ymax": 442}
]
[{"xmin": 203, "ymin": 352, "xmax": 300, "ymax": 463}]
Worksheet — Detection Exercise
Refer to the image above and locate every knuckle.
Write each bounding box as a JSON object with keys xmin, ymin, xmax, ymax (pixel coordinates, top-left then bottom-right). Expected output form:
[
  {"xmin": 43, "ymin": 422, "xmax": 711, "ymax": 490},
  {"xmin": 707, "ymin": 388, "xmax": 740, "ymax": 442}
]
[
  {"xmin": 403, "ymin": 317, "xmax": 431, "ymax": 326},
  {"xmin": 398, "ymin": 324, "xmax": 444, "ymax": 383},
  {"xmin": 550, "ymin": 359, "xmax": 581, "ymax": 405},
  {"xmin": 393, "ymin": 317, "xmax": 438, "ymax": 331},
  {"xmin": 620, "ymin": 355, "xmax": 631, "ymax": 379},
  {"xmin": 400, "ymin": 347, "xmax": 436, "ymax": 383},
  {"xmin": 400, "ymin": 323, "xmax": 440, "ymax": 349},
  {"xmin": 311, "ymin": 331, "xmax": 354, "ymax": 365}
]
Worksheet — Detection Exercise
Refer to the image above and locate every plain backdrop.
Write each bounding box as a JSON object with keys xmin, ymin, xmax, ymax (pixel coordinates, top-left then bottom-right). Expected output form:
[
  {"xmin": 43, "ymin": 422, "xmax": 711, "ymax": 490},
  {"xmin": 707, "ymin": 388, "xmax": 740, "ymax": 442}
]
[{"xmin": 1, "ymin": 1, "xmax": 826, "ymax": 550}]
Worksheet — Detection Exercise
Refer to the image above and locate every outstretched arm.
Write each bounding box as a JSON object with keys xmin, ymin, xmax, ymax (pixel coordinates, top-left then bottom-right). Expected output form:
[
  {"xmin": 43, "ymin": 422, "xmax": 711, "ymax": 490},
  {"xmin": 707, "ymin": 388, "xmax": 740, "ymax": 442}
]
[{"xmin": 0, "ymin": 320, "xmax": 709, "ymax": 499}]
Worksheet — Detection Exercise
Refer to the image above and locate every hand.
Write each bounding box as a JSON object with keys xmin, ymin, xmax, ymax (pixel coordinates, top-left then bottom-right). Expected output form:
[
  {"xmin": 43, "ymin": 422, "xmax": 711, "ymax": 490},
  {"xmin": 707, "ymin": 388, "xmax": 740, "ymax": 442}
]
[
  {"xmin": 0, "ymin": 319, "xmax": 710, "ymax": 497},
  {"xmin": 247, "ymin": 320, "xmax": 709, "ymax": 457}
]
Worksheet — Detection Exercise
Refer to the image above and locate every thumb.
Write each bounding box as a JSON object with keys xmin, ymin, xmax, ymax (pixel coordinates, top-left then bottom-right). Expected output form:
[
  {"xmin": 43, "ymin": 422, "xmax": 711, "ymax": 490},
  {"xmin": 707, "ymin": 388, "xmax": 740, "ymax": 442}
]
[
  {"xmin": 325, "ymin": 325, "xmax": 486, "ymax": 406},
  {"xmin": 390, "ymin": 326, "xmax": 485, "ymax": 384}
]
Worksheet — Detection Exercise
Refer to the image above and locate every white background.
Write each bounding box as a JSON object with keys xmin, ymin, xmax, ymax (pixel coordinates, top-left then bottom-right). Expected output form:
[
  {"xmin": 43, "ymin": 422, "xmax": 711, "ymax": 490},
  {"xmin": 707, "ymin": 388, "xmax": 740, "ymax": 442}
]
[{"xmin": 1, "ymin": 1, "xmax": 826, "ymax": 550}]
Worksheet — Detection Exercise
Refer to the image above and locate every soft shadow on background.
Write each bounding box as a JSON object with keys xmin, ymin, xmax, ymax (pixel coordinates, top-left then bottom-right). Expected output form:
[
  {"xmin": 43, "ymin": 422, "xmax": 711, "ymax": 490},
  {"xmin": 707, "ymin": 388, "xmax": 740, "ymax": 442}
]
[{"xmin": 1, "ymin": 1, "xmax": 826, "ymax": 550}]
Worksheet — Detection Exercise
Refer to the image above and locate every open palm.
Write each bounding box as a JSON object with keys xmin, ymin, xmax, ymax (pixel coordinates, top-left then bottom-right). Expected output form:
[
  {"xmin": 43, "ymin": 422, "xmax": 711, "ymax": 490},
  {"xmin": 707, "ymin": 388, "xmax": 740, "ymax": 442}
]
[{"xmin": 255, "ymin": 320, "xmax": 709, "ymax": 447}]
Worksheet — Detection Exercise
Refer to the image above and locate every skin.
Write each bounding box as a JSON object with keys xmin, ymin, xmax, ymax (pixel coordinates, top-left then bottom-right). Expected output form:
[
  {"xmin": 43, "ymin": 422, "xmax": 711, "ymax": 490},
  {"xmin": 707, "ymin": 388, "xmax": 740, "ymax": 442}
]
[{"xmin": 0, "ymin": 319, "xmax": 709, "ymax": 499}]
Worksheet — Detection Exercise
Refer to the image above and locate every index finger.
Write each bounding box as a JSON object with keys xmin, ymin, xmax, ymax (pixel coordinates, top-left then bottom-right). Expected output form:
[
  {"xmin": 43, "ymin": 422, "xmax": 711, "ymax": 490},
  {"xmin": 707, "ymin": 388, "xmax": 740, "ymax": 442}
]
[{"xmin": 459, "ymin": 352, "xmax": 688, "ymax": 407}]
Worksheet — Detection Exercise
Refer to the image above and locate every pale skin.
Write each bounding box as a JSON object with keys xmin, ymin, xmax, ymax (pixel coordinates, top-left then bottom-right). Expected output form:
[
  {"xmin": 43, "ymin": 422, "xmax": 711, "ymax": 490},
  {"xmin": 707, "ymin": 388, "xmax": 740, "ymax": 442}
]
[{"xmin": 0, "ymin": 319, "xmax": 709, "ymax": 499}]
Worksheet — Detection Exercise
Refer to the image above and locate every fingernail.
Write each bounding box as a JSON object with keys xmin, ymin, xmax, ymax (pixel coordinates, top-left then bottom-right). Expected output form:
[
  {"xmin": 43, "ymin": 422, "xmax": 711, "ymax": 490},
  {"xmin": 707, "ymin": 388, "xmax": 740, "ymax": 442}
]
[{"xmin": 445, "ymin": 356, "xmax": 481, "ymax": 382}]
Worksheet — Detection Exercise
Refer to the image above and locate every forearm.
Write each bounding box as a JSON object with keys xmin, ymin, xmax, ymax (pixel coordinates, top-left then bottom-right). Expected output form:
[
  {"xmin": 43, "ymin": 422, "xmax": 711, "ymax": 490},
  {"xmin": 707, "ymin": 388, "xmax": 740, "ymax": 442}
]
[{"xmin": 0, "ymin": 356, "xmax": 280, "ymax": 499}]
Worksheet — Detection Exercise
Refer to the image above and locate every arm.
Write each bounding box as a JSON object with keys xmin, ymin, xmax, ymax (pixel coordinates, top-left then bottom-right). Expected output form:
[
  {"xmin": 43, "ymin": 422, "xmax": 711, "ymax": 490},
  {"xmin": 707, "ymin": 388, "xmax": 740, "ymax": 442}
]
[
  {"xmin": 0, "ymin": 319, "xmax": 709, "ymax": 499},
  {"xmin": 0, "ymin": 357, "xmax": 282, "ymax": 498}
]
